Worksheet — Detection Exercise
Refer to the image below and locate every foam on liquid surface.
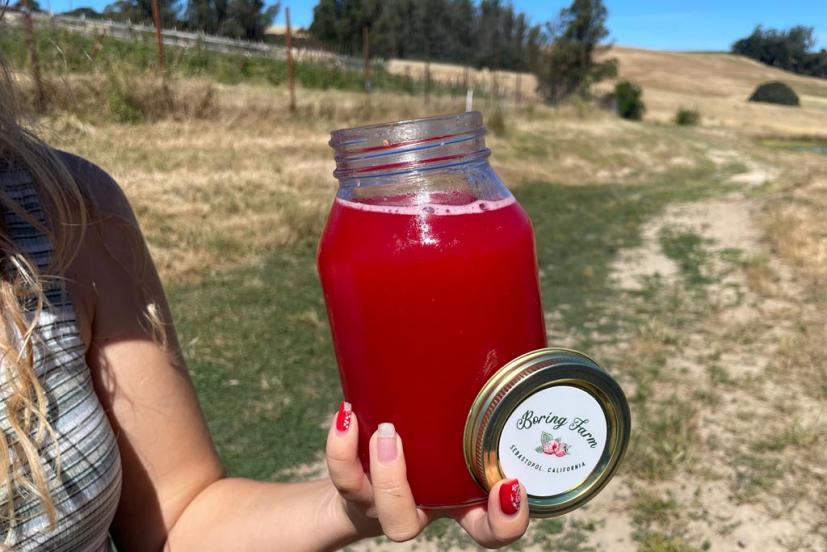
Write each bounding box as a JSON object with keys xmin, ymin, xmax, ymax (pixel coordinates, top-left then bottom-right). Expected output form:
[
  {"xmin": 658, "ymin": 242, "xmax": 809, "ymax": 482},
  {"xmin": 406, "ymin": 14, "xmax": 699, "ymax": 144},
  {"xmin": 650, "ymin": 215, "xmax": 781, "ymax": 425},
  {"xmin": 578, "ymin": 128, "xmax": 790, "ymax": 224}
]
[{"xmin": 336, "ymin": 194, "xmax": 516, "ymax": 216}]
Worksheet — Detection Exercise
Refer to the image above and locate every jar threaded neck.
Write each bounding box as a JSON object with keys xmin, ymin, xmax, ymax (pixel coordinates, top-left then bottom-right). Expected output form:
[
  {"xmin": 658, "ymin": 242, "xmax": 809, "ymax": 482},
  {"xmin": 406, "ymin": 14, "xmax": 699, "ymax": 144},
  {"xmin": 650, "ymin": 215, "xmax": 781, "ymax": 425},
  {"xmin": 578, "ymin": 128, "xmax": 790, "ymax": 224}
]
[{"xmin": 330, "ymin": 112, "xmax": 490, "ymax": 180}]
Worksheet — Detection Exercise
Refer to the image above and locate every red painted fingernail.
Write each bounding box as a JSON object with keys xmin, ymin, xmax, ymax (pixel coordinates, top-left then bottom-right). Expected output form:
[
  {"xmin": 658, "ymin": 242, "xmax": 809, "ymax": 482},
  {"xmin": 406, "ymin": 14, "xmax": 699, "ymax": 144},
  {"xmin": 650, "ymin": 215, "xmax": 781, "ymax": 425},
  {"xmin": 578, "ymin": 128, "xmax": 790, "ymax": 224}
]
[
  {"xmin": 335, "ymin": 401, "xmax": 352, "ymax": 433},
  {"xmin": 499, "ymin": 479, "xmax": 521, "ymax": 515}
]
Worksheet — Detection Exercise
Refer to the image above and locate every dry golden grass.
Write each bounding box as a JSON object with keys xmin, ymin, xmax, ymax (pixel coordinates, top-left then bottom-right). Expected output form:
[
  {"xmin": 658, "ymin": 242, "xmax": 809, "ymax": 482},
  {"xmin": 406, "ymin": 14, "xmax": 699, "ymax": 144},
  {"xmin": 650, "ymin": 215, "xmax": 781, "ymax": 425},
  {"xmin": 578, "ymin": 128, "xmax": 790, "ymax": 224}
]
[
  {"xmin": 763, "ymin": 172, "xmax": 827, "ymax": 287},
  {"xmin": 759, "ymin": 147, "xmax": 827, "ymax": 424},
  {"xmin": 15, "ymin": 71, "xmax": 218, "ymax": 122},
  {"xmin": 489, "ymin": 107, "xmax": 726, "ymax": 187},
  {"xmin": 599, "ymin": 46, "xmax": 827, "ymax": 135},
  {"xmin": 389, "ymin": 47, "xmax": 827, "ymax": 136},
  {"xmin": 43, "ymin": 80, "xmax": 752, "ymax": 284},
  {"xmin": 386, "ymin": 59, "xmax": 538, "ymax": 101},
  {"xmin": 41, "ymin": 71, "xmax": 817, "ymax": 286}
]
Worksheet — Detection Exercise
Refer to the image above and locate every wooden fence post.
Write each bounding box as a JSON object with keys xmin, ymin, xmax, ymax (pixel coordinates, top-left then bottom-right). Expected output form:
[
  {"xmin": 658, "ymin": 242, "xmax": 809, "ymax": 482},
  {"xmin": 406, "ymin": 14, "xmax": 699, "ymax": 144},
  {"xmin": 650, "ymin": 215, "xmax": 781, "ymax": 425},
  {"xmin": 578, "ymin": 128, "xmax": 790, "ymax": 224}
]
[
  {"xmin": 150, "ymin": 0, "xmax": 165, "ymax": 70},
  {"xmin": 90, "ymin": 30, "xmax": 107, "ymax": 60},
  {"xmin": 516, "ymin": 72, "xmax": 521, "ymax": 106},
  {"xmin": 21, "ymin": 0, "xmax": 46, "ymax": 112},
  {"xmin": 286, "ymin": 7, "xmax": 296, "ymax": 113},
  {"xmin": 362, "ymin": 24, "xmax": 370, "ymax": 93},
  {"xmin": 424, "ymin": 58, "xmax": 431, "ymax": 105}
]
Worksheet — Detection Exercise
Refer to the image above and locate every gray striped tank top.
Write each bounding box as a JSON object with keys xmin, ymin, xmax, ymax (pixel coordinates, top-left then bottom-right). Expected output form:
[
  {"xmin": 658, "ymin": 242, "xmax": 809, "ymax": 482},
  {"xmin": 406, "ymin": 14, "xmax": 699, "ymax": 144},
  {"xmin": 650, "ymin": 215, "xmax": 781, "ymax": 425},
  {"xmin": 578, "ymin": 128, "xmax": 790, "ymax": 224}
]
[{"xmin": 0, "ymin": 163, "xmax": 122, "ymax": 550}]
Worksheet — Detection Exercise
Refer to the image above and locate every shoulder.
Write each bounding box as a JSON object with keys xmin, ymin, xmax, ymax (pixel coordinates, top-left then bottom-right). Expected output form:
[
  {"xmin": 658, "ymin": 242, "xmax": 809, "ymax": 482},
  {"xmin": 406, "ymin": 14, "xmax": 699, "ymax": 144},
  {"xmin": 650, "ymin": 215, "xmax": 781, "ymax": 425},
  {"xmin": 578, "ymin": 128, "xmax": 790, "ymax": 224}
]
[
  {"xmin": 56, "ymin": 152, "xmax": 153, "ymax": 346},
  {"xmin": 56, "ymin": 150, "xmax": 138, "ymax": 226}
]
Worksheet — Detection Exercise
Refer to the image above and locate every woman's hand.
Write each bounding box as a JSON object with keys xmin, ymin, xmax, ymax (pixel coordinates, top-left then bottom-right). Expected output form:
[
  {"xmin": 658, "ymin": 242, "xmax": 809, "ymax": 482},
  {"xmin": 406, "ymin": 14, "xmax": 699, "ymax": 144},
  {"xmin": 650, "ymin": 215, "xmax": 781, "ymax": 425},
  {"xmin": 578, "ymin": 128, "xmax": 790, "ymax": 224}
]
[{"xmin": 325, "ymin": 402, "xmax": 529, "ymax": 548}]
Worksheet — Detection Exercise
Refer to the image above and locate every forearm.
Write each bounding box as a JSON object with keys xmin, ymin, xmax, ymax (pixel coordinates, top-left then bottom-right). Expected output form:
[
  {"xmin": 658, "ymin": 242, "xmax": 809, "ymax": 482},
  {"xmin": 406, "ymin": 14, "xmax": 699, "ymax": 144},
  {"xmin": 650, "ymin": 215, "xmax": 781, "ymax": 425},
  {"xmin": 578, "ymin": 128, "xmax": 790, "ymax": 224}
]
[{"xmin": 164, "ymin": 477, "xmax": 371, "ymax": 551}]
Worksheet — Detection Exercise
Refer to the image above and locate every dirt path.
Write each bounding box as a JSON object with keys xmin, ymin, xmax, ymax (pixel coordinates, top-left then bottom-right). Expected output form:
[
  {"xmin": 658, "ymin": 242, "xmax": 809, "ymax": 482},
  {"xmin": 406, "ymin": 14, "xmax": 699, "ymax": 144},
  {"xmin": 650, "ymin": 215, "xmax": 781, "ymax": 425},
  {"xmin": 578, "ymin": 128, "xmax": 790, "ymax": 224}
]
[
  {"xmin": 344, "ymin": 161, "xmax": 826, "ymax": 551},
  {"xmin": 596, "ymin": 190, "xmax": 824, "ymax": 550}
]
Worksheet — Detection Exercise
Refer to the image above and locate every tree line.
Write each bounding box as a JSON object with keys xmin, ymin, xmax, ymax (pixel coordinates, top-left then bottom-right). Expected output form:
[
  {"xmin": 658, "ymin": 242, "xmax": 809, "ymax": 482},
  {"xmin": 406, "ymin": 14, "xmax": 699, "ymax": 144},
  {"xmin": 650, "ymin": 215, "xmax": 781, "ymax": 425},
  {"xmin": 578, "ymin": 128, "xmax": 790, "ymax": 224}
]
[
  {"xmin": 309, "ymin": 0, "xmax": 543, "ymax": 71},
  {"xmin": 53, "ymin": 0, "xmax": 280, "ymax": 41},
  {"xmin": 308, "ymin": 0, "xmax": 617, "ymax": 102},
  {"xmin": 732, "ymin": 25, "xmax": 827, "ymax": 78}
]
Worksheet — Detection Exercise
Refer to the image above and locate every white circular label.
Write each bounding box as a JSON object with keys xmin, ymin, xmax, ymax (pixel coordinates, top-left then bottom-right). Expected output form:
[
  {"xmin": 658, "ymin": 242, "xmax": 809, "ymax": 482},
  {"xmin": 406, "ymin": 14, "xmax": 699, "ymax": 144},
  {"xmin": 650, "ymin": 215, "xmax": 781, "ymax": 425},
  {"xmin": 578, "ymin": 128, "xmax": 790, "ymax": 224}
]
[{"xmin": 498, "ymin": 385, "xmax": 608, "ymax": 497}]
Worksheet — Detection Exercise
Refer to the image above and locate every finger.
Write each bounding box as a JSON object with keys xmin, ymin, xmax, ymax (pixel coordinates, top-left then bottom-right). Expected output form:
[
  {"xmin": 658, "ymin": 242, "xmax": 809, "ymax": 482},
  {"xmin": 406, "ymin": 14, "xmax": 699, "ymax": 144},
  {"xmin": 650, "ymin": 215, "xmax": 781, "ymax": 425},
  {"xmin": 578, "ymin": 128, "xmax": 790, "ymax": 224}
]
[
  {"xmin": 453, "ymin": 479, "xmax": 528, "ymax": 548},
  {"xmin": 368, "ymin": 423, "xmax": 429, "ymax": 542},
  {"xmin": 326, "ymin": 401, "xmax": 373, "ymax": 506}
]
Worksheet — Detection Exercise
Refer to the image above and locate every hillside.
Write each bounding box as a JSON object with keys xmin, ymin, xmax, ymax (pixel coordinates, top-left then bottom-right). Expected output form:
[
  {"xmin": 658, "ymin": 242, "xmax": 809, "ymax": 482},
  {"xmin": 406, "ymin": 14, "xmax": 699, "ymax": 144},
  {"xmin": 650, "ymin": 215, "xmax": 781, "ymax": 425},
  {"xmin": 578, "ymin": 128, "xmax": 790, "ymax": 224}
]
[
  {"xmin": 386, "ymin": 46, "xmax": 827, "ymax": 135},
  {"xmin": 601, "ymin": 46, "xmax": 827, "ymax": 134}
]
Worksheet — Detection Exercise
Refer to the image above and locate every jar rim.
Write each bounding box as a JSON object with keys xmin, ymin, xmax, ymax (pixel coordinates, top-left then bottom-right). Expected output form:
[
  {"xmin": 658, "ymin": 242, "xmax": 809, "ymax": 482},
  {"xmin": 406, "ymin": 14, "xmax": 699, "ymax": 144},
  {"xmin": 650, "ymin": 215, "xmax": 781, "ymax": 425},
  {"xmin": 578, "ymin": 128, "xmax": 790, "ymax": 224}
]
[
  {"xmin": 330, "ymin": 111, "xmax": 484, "ymax": 152},
  {"xmin": 330, "ymin": 111, "xmax": 489, "ymax": 180}
]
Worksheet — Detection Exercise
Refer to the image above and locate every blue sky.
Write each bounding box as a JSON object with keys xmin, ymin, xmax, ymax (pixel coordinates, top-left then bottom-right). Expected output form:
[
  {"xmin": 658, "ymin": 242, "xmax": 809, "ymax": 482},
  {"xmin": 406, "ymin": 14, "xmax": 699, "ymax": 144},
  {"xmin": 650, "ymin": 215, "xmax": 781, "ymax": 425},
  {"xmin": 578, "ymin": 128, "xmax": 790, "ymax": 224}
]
[{"xmin": 44, "ymin": 0, "xmax": 826, "ymax": 52}]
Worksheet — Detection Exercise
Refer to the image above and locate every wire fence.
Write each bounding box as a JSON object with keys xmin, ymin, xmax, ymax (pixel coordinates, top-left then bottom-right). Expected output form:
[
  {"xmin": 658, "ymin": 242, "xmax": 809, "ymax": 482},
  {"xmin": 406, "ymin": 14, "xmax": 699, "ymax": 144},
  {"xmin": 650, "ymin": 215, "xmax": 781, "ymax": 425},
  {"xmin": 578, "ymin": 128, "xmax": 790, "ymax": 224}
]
[
  {"xmin": 25, "ymin": 11, "xmax": 365, "ymax": 71},
  {"xmin": 8, "ymin": 10, "xmax": 537, "ymax": 103}
]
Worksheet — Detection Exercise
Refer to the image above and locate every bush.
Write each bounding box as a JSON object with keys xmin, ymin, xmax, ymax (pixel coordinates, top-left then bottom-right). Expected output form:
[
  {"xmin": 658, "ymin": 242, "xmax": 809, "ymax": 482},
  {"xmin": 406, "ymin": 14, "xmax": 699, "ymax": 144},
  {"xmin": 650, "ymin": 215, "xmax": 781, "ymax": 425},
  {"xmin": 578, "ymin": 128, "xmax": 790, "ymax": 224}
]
[
  {"xmin": 535, "ymin": 0, "xmax": 617, "ymax": 104},
  {"xmin": 615, "ymin": 80, "xmax": 645, "ymax": 120},
  {"xmin": 674, "ymin": 108, "xmax": 700, "ymax": 126},
  {"xmin": 748, "ymin": 81, "xmax": 800, "ymax": 106},
  {"xmin": 103, "ymin": 74, "xmax": 217, "ymax": 123},
  {"xmin": 105, "ymin": 73, "xmax": 152, "ymax": 123},
  {"xmin": 20, "ymin": 71, "xmax": 218, "ymax": 123}
]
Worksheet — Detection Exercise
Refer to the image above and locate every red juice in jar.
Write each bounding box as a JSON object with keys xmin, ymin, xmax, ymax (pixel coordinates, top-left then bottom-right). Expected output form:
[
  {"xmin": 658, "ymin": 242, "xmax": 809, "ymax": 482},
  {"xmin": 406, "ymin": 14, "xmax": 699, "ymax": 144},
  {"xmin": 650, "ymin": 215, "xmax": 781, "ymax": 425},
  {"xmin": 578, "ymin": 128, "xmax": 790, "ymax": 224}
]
[{"xmin": 318, "ymin": 113, "xmax": 547, "ymax": 508}]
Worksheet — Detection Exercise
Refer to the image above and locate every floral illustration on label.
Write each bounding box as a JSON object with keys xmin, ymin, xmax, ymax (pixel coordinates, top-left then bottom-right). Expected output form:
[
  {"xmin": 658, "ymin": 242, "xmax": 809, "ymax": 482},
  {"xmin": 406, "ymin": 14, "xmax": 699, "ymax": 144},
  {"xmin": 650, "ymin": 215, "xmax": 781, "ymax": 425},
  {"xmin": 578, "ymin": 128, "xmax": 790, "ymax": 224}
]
[{"xmin": 535, "ymin": 431, "xmax": 570, "ymax": 457}]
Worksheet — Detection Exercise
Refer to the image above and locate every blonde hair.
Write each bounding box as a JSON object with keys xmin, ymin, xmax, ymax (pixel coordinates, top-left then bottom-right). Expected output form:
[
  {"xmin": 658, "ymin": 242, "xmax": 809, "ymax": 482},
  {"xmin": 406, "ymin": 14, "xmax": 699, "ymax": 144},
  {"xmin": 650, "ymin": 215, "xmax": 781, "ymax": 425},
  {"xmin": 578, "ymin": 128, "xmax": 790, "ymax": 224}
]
[{"xmin": 0, "ymin": 54, "xmax": 89, "ymax": 529}]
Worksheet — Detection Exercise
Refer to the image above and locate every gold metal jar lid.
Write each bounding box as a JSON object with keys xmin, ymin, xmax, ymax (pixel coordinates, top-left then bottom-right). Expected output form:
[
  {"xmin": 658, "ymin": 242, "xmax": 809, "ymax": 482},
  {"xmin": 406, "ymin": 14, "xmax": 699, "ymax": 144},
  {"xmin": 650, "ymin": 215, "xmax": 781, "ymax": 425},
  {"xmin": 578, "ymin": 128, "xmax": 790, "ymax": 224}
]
[{"xmin": 463, "ymin": 348, "xmax": 630, "ymax": 518}]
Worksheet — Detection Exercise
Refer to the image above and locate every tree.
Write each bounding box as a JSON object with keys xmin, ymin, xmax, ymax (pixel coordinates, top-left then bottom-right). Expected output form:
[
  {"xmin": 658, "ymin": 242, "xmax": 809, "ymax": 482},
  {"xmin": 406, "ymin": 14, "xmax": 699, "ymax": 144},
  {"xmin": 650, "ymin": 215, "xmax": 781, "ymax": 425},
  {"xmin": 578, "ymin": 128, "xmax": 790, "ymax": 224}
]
[
  {"xmin": 62, "ymin": 6, "xmax": 104, "ymax": 18},
  {"xmin": 802, "ymin": 50, "xmax": 827, "ymax": 78},
  {"xmin": 308, "ymin": 0, "xmax": 381, "ymax": 56},
  {"xmin": 370, "ymin": 0, "xmax": 403, "ymax": 59},
  {"xmin": 510, "ymin": 13, "xmax": 528, "ymax": 70},
  {"xmin": 524, "ymin": 23, "xmax": 543, "ymax": 70},
  {"xmin": 104, "ymin": 0, "xmax": 181, "ymax": 27},
  {"xmin": 451, "ymin": 0, "xmax": 476, "ymax": 65},
  {"xmin": 14, "ymin": 0, "xmax": 44, "ymax": 12},
  {"xmin": 475, "ymin": 0, "xmax": 502, "ymax": 69},
  {"xmin": 307, "ymin": 0, "xmax": 539, "ymax": 71},
  {"xmin": 308, "ymin": 0, "xmax": 339, "ymax": 46},
  {"xmin": 186, "ymin": 0, "xmax": 229, "ymax": 35},
  {"xmin": 225, "ymin": 0, "xmax": 279, "ymax": 40},
  {"xmin": 186, "ymin": 0, "xmax": 279, "ymax": 39},
  {"xmin": 418, "ymin": 0, "xmax": 446, "ymax": 62},
  {"xmin": 732, "ymin": 25, "xmax": 827, "ymax": 78},
  {"xmin": 535, "ymin": 0, "xmax": 617, "ymax": 104}
]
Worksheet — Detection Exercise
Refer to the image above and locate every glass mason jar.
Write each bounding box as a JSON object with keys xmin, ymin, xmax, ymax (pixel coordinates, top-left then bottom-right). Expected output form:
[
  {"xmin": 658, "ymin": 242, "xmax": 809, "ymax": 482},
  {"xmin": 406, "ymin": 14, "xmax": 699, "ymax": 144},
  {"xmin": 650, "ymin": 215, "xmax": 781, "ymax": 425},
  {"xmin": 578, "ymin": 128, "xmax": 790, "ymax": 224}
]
[{"xmin": 317, "ymin": 112, "xmax": 547, "ymax": 508}]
